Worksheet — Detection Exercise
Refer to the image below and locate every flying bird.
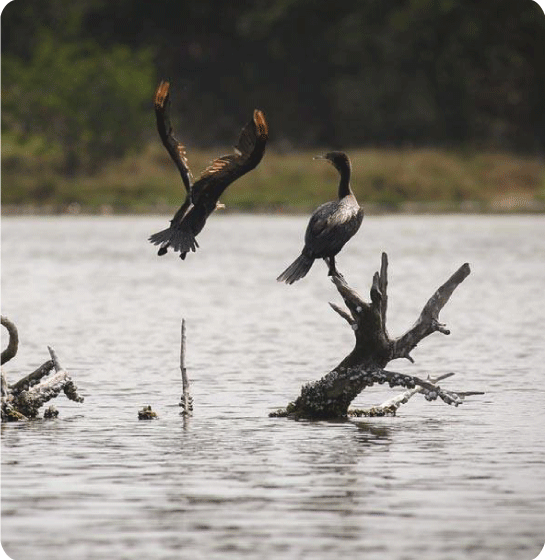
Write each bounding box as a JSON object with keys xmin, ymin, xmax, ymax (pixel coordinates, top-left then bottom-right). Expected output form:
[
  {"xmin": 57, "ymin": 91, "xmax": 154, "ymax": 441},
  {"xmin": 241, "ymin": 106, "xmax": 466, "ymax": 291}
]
[
  {"xmin": 277, "ymin": 151, "xmax": 363, "ymax": 284},
  {"xmin": 149, "ymin": 81, "xmax": 269, "ymax": 259}
]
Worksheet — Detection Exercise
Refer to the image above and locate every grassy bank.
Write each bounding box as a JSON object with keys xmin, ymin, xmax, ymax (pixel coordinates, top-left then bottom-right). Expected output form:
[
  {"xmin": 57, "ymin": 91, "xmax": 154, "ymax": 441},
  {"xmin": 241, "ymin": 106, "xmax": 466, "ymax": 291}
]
[{"xmin": 2, "ymin": 137, "xmax": 544, "ymax": 214}]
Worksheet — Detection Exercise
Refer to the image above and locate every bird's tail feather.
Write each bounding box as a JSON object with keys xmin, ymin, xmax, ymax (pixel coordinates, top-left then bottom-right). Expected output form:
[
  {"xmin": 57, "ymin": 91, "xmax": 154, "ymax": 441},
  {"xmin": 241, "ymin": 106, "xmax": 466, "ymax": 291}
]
[
  {"xmin": 149, "ymin": 226, "xmax": 198, "ymax": 256},
  {"xmin": 276, "ymin": 253, "xmax": 314, "ymax": 284}
]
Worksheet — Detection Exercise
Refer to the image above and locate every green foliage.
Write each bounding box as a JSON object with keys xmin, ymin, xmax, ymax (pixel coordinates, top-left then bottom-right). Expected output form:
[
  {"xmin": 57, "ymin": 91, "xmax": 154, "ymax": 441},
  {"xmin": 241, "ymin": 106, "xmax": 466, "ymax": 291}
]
[
  {"xmin": 2, "ymin": 142, "xmax": 542, "ymax": 212},
  {"xmin": 1, "ymin": 0, "xmax": 544, "ymax": 192},
  {"xmin": 2, "ymin": 30, "xmax": 155, "ymax": 174}
]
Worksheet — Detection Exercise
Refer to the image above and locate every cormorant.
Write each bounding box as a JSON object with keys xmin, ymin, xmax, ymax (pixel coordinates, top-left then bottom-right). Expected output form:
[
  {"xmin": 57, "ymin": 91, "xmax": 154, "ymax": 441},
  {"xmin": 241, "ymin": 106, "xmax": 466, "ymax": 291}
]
[
  {"xmin": 277, "ymin": 151, "xmax": 363, "ymax": 284},
  {"xmin": 149, "ymin": 81, "xmax": 269, "ymax": 259}
]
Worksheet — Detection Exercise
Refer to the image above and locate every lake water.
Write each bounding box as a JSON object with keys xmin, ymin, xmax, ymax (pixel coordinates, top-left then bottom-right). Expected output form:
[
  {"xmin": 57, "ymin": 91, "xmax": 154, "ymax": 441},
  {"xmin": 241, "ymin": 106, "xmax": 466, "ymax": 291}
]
[{"xmin": 1, "ymin": 214, "xmax": 544, "ymax": 560}]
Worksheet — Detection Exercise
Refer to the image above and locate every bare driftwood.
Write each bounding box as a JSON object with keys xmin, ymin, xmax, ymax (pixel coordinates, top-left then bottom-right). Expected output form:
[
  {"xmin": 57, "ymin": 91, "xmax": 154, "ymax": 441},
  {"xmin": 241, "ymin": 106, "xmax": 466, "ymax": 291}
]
[
  {"xmin": 1, "ymin": 315, "xmax": 19, "ymax": 365},
  {"xmin": 179, "ymin": 319, "xmax": 193, "ymax": 415},
  {"xmin": 271, "ymin": 253, "xmax": 483, "ymax": 419},
  {"xmin": 1, "ymin": 316, "xmax": 84, "ymax": 421}
]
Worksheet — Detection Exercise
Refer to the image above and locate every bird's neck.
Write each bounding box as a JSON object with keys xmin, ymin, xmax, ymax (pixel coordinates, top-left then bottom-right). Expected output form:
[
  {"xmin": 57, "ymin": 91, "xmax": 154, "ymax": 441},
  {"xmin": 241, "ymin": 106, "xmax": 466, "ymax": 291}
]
[{"xmin": 337, "ymin": 164, "xmax": 352, "ymax": 199}]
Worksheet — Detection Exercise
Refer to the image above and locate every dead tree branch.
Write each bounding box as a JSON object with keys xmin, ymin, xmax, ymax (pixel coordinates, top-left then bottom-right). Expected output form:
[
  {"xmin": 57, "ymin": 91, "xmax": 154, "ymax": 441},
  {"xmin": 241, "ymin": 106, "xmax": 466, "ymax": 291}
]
[
  {"xmin": 9, "ymin": 360, "xmax": 55, "ymax": 395},
  {"xmin": 1, "ymin": 315, "xmax": 19, "ymax": 365},
  {"xmin": 349, "ymin": 372, "xmax": 482, "ymax": 417},
  {"xmin": 179, "ymin": 319, "xmax": 193, "ymax": 415},
  {"xmin": 1, "ymin": 317, "xmax": 84, "ymax": 421},
  {"xmin": 271, "ymin": 253, "xmax": 482, "ymax": 420},
  {"xmin": 392, "ymin": 263, "xmax": 471, "ymax": 362}
]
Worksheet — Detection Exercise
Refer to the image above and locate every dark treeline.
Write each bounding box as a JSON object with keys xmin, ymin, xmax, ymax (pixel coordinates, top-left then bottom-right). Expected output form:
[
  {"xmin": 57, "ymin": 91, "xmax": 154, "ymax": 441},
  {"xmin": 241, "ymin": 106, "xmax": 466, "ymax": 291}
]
[{"xmin": 2, "ymin": 0, "xmax": 544, "ymax": 175}]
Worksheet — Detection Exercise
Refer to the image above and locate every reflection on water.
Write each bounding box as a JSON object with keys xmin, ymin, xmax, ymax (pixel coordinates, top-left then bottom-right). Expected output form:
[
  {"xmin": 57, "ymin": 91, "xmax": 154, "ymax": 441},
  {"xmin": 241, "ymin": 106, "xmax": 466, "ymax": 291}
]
[{"xmin": 1, "ymin": 215, "xmax": 544, "ymax": 560}]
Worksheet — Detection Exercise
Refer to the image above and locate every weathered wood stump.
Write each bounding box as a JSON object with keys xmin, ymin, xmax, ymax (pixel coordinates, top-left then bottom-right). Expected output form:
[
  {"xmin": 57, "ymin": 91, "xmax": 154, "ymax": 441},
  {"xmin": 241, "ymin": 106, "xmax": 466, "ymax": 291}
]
[
  {"xmin": 1, "ymin": 315, "xmax": 84, "ymax": 421},
  {"xmin": 272, "ymin": 253, "xmax": 483, "ymax": 419}
]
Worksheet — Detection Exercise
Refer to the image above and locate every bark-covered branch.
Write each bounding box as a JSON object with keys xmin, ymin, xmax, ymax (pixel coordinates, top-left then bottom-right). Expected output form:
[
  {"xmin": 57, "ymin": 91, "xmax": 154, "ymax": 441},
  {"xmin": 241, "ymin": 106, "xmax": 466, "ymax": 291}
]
[{"xmin": 271, "ymin": 253, "xmax": 482, "ymax": 420}]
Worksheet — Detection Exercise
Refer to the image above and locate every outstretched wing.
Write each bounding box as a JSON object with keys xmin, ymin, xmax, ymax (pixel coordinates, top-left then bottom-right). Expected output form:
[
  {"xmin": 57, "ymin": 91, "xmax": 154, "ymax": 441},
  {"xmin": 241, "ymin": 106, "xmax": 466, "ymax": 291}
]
[
  {"xmin": 191, "ymin": 110, "xmax": 269, "ymax": 205},
  {"xmin": 154, "ymin": 81, "xmax": 193, "ymax": 192},
  {"xmin": 149, "ymin": 109, "xmax": 268, "ymax": 257}
]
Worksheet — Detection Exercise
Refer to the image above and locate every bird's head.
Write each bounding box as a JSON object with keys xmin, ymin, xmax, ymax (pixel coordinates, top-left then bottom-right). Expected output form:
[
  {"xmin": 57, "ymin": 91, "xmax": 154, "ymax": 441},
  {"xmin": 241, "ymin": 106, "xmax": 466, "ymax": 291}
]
[{"xmin": 313, "ymin": 151, "xmax": 351, "ymax": 173}]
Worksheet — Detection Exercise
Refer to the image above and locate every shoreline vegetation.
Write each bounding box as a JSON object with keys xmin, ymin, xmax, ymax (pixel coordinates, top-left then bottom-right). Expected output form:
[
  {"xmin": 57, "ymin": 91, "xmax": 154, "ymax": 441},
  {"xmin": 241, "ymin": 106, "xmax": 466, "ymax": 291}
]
[{"xmin": 2, "ymin": 142, "xmax": 544, "ymax": 215}]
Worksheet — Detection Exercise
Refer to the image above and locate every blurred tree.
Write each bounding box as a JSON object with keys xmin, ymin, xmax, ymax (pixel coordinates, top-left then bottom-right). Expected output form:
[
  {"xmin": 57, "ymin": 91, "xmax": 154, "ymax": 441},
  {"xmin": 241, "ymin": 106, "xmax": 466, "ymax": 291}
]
[
  {"xmin": 2, "ymin": 29, "xmax": 155, "ymax": 174},
  {"xmin": 2, "ymin": 0, "xmax": 544, "ymax": 169}
]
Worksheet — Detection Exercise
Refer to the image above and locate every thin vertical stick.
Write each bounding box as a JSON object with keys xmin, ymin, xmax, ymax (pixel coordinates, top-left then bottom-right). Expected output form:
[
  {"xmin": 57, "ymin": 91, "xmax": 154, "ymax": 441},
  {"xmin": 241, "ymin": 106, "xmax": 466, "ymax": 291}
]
[
  {"xmin": 180, "ymin": 319, "xmax": 192, "ymax": 415},
  {"xmin": 379, "ymin": 252, "xmax": 388, "ymax": 328}
]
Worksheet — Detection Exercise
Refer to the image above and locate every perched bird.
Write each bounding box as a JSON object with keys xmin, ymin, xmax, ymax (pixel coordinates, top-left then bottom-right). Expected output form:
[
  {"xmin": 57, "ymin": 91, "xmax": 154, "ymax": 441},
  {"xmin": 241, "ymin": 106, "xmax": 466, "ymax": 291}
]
[
  {"xmin": 149, "ymin": 81, "xmax": 268, "ymax": 259},
  {"xmin": 277, "ymin": 151, "xmax": 364, "ymax": 284}
]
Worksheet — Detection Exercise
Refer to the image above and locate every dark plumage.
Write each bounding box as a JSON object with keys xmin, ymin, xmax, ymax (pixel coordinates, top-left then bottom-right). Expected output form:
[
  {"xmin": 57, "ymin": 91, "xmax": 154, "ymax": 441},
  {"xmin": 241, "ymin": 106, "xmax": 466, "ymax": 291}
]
[
  {"xmin": 149, "ymin": 81, "xmax": 269, "ymax": 259},
  {"xmin": 277, "ymin": 151, "xmax": 364, "ymax": 284}
]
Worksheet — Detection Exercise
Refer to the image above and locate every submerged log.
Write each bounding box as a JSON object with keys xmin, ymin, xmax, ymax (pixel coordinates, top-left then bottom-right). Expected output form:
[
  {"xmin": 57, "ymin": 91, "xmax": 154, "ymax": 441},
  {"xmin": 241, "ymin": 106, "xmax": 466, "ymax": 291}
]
[
  {"xmin": 1, "ymin": 316, "xmax": 84, "ymax": 421},
  {"xmin": 272, "ymin": 253, "xmax": 483, "ymax": 419}
]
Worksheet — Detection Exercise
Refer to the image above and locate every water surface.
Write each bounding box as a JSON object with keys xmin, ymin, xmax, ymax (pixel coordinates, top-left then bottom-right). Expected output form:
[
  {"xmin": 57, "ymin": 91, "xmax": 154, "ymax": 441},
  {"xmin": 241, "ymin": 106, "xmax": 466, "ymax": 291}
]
[{"xmin": 2, "ymin": 215, "xmax": 544, "ymax": 560}]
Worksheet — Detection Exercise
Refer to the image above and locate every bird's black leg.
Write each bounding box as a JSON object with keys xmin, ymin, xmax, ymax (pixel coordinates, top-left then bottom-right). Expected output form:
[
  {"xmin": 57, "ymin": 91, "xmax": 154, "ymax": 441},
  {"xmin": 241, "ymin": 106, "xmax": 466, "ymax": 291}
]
[{"xmin": 326, "ymin": 256, "xmax": 344, "ymax": 279}]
